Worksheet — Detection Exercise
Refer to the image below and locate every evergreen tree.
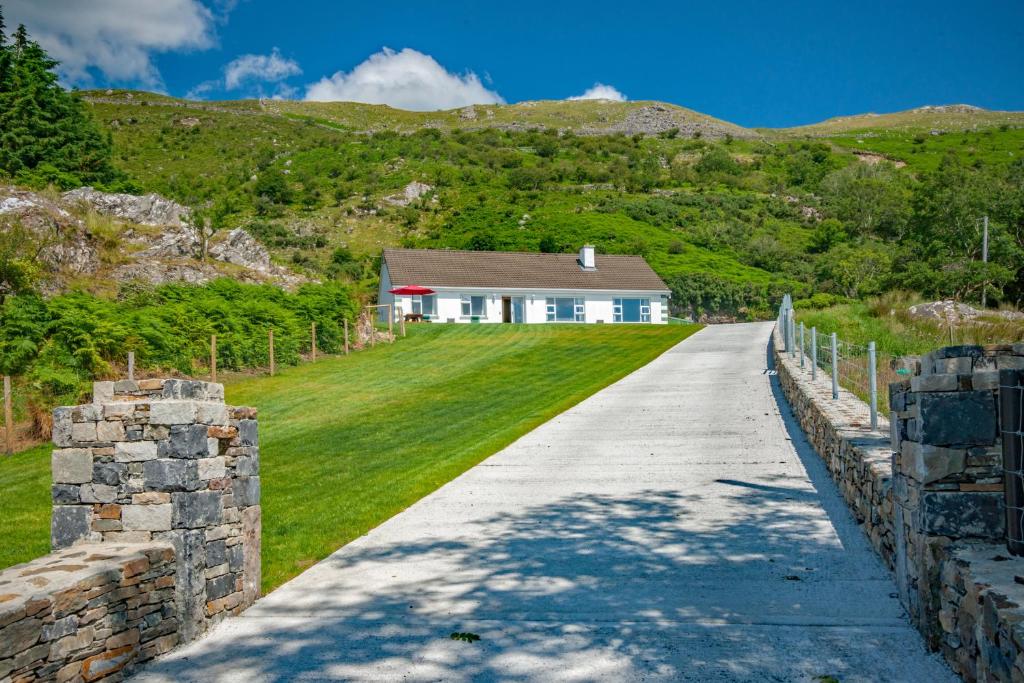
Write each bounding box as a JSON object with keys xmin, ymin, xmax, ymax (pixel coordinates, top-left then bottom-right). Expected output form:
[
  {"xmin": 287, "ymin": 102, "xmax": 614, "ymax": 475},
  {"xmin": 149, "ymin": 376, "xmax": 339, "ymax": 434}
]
[{"xmin": 0, "ymin": 8, "xmax": 118, "ymax": 186}]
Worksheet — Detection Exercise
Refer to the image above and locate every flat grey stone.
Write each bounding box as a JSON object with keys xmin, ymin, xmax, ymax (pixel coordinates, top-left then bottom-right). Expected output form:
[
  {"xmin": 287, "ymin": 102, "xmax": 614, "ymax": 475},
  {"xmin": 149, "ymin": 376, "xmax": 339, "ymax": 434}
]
[
  {"xmin": 52, "ymin": 448, "xmax": 92, "ymax": 484},
  {"xmin": 918, "ymin": 391, "xmax": 997, "ymax": 446},
  {"xmin": 144, "ymin": 459, "xmax": 200, "ymax": 492},
  {"xmin": 232, "ymin": 477, "xmax": 259, "ymax": 508},
  {"xmin": 51, "ymin": 505, "xmax": 90, "ymax": 549},
  {"xmin": 173, "ymin": 491, "xmax": 222, "ymax": 529}
]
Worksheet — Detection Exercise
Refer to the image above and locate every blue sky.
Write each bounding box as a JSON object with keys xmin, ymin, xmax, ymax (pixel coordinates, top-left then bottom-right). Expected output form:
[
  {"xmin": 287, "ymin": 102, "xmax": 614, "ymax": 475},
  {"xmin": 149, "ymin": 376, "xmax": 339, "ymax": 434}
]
[{"xmin": 7, "ymin": 0, "xmax": 1024, "ymax": 127}]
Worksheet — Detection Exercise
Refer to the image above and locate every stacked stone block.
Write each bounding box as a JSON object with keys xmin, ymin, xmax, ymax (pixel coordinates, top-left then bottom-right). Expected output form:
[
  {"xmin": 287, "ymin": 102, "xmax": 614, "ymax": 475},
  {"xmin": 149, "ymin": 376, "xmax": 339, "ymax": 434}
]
[
  {"xmin": 50, "ymin": 378, "xmax": 260, "ymax": 643},
  {"xmin": 889, "ymin": 344, "xmax": 1023, "ymax": 645},
  {"xmin": 0, "ymin": 543, "xmax": 177, "ymax": 682}
]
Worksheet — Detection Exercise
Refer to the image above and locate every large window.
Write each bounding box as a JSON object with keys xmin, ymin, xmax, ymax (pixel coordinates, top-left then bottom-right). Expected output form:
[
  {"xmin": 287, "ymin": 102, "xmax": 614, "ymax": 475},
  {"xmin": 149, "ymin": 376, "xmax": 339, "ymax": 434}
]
[
  {"xmin": 546, "ymin": 297, "xmax": 585, "ymax": 322},
  {"xmin": 460, "ymin": 295, "xmax": 485, "ymax": 318},
  {"xmin": 412, "ymin": 295, "xmax": 435, "ymax": 317},
  {"xmin": 613, "ymin": 298, "xmax": 651, "ymax": 323}
]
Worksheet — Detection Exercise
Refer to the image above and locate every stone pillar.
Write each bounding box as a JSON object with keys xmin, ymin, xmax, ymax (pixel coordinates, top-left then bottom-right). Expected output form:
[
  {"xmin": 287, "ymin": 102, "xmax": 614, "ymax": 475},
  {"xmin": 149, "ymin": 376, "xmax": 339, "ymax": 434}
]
[
  {"xmin": 50, "ymin": 378, "xmax": 261, "ymax": 643},
  {"xmin": 889, "ymin": 344, "xmax": 1022, "ymax": 645}
]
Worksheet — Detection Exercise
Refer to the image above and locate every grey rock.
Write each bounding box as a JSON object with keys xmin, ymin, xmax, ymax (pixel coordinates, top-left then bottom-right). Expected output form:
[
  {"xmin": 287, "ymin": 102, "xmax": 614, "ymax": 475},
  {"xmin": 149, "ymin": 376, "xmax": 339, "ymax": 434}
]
[
  {"xmin": 238, "ymin": 420, "xmax": 258, "ymax": 447},
  {"xmin": 122, "ymin": 503, "xmax": 173, "ymax": 531},
  {"xmin": 206, "ymin": 573, "xmax": 236, "ymax": 601},
  {"xmin": 233, "ymin": 476, "xmax": 260, "ymax": 507},
  {"xmin": 206, "ymin": 540, "xmax": 227, "ymax": 567},
  {"xmin": 158, "ymin": 424, "xmax": 209, "ymax": 458},
  {"xmin": 144, "ymin": 458, "xmax": 200, "ymax": 492},
  {"xmin": 52, "ymin": 407, "xmax": 73, "ymax": 447},
  {"xmin": 93, "ymin": 461, "xmax": 124, "ymax": 486},
  {"xmin": 51, "ymin": 484, "xmax": 81, "ymax": 505},
  {"xmin": 227, "ymin": 543, "xmax": 244, "ymax": 572},
  {"xmin": 62, "ymin": 186, "xmax": 191, "ymax": 227},
  {"xmin": 79, "ymin": 483, "xmax": 118, "ymax": 504},
  {"xmin": 919, "ymin": 491, "xmax": 1005, "ymax": 538},
  {"xmin": 150, "ymin": 401, "xmax": 198, "ymax": 425},
  {"xmin": 173, "ymin": 491, "xmax": 222, "ymax": 528},
  {"xmin": 51, "ymin": 505, "xmax": 90, "ymax": 549},
  {"xmin": 235, "ymin": 455, "xmax": 258, "ymax": 476},
  {"xmin": 41, "ymin": 615, "xmax": 78, "ymax": 642},
  {"xmin": 918, "ymin": 391, "xmax": 997, "ymax": 446},
  {"xmin": 52, "ymin": 448, "xmax": 93, "ymax": 484}
]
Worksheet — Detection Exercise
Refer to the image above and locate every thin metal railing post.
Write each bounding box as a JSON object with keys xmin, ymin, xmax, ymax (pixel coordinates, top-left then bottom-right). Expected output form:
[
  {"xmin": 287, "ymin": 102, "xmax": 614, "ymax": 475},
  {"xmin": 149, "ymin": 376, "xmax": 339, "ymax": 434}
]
[
  {"xmin": 868, "ymin": 341, "xmax": 878, "ymax": 430},
  {"xmin": 789, "ymin": 314, "xmax": 796, "ymax": 359},
  {"xmin": 811, "ymin": 327, "xmax": 817, "ymax": 380},
  {"xmin": 799, "ymin": 322, "xmax": 805, "ymax": 368},
  {"xmin": 781, "ymin": 309, "xmax": 789, "ymax": 352},
  {"xmin": 830, "ymin": 332, "xmax": 839, "ymax": 400}
]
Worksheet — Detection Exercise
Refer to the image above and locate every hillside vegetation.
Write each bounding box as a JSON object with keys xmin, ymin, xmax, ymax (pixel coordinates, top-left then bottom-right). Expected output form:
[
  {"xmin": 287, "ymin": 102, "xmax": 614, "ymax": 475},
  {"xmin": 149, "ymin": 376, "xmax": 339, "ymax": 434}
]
[{"xmin": 68, "ymin": 91, "xmax": 1024, "ymax": 319}]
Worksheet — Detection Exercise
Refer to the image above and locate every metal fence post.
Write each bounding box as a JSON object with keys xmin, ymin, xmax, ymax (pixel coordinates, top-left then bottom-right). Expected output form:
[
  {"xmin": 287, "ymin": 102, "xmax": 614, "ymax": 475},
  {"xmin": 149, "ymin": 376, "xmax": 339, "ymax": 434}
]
[
  {"xmin": 789, "ymin": 314, "xmax": 796, "ymax": 359},
  {"xmin": 780, "ymin": 309, "xmax": 788, "ymax": 352},
  {"xmin": 811, "ymin": 327, "xmax": 817, "ymax": 380},
  {"xmin": 830, "ymin": 332, "xmax": 839, "ymax": 400},
  {"xmin": 868, "ymin": 341, "xmax": 878, "ymax": 430},
  {"xmin": 799, "ymin": 322, "xmax": 805, "ymax": 368}
]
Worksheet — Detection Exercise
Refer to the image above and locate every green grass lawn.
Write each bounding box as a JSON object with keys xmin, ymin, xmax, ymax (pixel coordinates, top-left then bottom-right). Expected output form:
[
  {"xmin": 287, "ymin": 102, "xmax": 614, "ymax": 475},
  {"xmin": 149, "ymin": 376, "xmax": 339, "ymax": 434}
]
[
  {"xmin": 0, "ymin": 444, "xmax": 52, "ymax": 571},
  {"xmin": 0, "ymin": 323, "xmax": 699, "ymax": 591}
]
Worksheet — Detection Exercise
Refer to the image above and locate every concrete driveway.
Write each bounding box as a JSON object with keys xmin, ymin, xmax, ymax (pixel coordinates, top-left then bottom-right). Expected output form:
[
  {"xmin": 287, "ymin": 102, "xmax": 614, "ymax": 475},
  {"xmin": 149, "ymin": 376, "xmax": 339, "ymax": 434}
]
[{"xmin": 132, "ymin": 322, "xmax": 954, "ymax": 682}]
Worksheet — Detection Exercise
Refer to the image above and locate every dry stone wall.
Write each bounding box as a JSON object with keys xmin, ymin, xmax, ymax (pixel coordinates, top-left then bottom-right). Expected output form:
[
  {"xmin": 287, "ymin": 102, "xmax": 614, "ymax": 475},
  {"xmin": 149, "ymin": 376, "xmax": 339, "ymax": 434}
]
[
  {"xmin": 771, "ymin": 334, "xmax": 896, "ymax": 567},
  {"xmin": 0, "ymin": 544, "xmax": 176, "ymax": 682},
  {"xmin": 775, "ymin": 326, "xmax": 1024, "ymax": 682},
  {"xmin": 0, "ymin": 378, "xmax": 260, "ymax": 682}
]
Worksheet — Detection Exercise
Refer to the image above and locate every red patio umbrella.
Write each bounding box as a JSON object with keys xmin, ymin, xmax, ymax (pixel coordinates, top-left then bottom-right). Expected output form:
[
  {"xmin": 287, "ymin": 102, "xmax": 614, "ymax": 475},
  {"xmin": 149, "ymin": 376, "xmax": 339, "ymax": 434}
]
[{"xmin": 388, "ymin": 285, "xmax": 435, "ymax": 295}]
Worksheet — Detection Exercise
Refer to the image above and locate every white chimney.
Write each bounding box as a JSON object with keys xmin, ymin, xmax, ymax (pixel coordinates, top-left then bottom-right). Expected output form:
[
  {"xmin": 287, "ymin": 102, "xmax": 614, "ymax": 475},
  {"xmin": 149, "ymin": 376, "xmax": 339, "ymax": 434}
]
[{"xmin": 579, "ymin": 244, "xmax": 596, "ymax": 270}]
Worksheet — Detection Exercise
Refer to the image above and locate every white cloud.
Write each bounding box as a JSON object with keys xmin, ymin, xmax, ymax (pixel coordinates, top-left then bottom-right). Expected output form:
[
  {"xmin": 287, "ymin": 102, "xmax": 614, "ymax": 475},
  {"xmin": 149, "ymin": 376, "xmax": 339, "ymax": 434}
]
[
  {"xmin": 569, "ymin": 83, "xmax": 627, "ymax": 102},
  {"xmin": 305, "ymin": 47, "xmax": 504, "ymax": 111},
  {"xmin": 224, "ymin": 48, "xmax": 301, "ymax": 90},
  {"xmin": 4, "ymin": 0, "xmax": 217, "ymax": 87},
  {"xmin": 185, "ymin": 49, "xmax": 301, "ymax": 100}
]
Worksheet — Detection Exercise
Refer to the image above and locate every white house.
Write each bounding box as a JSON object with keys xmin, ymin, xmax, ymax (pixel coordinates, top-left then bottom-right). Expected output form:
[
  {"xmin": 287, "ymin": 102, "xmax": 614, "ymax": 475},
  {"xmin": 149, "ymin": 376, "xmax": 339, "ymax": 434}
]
[{"xmin": 378, "ymin": 245, "xmax": 671, "ymax": 324}]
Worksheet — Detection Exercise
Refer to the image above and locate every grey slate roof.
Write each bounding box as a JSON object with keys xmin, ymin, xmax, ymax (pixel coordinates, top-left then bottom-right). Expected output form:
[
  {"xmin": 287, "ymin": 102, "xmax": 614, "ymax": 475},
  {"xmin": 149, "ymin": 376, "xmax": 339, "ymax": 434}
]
[{"xmin": 383, "ymin": 248, "xmax": 670, "ymax": 292}]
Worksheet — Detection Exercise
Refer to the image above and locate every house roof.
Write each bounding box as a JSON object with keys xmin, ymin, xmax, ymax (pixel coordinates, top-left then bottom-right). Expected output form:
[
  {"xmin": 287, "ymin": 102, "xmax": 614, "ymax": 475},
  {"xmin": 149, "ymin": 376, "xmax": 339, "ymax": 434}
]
[{"xmin": 382, "ymin": 248, "xmax": 670, "ymax": 292}]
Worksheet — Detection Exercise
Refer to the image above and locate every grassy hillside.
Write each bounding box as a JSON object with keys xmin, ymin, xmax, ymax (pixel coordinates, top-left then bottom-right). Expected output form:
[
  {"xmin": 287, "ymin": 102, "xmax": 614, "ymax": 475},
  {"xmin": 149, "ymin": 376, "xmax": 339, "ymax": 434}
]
[
  {"xmin": 0, "ymin": 322, "xmax": 700, "ymax": 591},
  {"xmin": 772, "ymin": 104, "xmax": 1024, "ymax": 136}
]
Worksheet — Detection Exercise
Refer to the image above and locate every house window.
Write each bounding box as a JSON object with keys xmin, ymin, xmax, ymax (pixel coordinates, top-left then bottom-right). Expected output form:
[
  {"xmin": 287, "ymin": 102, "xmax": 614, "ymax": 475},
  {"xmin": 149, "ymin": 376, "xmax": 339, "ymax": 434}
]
[
  {"xmin": 461, "ymin": 295, "xmax": 485, "ymax": 318},
  {"xmin": 546, "ymin": 297, "xmax": 585, "ymax": 322},
  {"xmin": 412, "ymin": 295, "xmax": 435, "ymax": 316},
  {"xmin": 614, "ymin": 298, "xmax": 651, "ymax": 323}
]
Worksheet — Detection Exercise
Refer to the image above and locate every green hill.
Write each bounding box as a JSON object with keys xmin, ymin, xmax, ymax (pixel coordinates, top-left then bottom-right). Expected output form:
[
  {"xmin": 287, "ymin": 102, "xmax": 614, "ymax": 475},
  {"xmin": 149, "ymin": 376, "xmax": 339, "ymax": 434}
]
[{"xmin": 9, "ymin": 89, "xmax": 1020, "ymax": 321}]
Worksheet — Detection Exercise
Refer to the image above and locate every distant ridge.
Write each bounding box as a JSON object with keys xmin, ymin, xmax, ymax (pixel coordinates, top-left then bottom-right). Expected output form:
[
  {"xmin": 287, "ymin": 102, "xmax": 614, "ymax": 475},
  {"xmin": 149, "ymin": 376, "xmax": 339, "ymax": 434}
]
[{"xmin": 80, "ymin": 90, "xmax": 1023, "ymax": 138}]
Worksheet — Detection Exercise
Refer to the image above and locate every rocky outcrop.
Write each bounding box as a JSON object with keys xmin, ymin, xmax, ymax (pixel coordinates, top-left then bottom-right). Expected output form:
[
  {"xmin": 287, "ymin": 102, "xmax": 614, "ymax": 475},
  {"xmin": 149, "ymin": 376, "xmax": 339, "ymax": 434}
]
[
  {"xmin": 580, "ymin": 104, "xmax": 756, "ymax": 139},
  {"xmin": 209, "ymin": 228, "xmax": 305, "ymax": 288},
  {"xmin": 383, "ymin": 181, "xmax": 434, "ymax": 207},
  {"xmin": 0, "ymin": 185, "xmax": 306, "ymax": 292},
  {"xmin": 908, "ymin": 300, "xmax": 1024, "ymax": 323},
  {"xmin": 63, "ymin": 187, "xmax": 191, "ymax": 228},
  {"xmin": 0, "ymin": 187, "xmax": 99, "ymax": 285}
]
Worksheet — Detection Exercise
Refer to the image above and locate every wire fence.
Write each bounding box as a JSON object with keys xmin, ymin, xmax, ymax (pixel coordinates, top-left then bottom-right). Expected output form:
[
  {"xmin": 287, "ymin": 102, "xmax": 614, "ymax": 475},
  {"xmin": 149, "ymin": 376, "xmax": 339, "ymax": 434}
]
[{"xmin": 777, "ymin": 295, "xmax": 891, "ymax": 429}]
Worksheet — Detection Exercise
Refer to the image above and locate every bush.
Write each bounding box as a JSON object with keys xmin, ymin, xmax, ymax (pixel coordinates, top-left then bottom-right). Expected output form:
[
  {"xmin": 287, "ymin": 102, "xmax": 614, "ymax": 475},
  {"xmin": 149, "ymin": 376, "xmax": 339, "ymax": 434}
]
[{"xmin": 0, "ymin": 280, "xmax": 358, "ymax": 436}]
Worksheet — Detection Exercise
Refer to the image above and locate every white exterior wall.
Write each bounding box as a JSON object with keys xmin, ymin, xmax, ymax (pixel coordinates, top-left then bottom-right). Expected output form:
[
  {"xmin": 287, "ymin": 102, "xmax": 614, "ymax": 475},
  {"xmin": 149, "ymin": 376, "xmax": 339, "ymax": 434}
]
[{"xmin": 389, "ymin": 288, "xmax": 669, "ymax": 324}]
